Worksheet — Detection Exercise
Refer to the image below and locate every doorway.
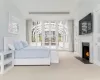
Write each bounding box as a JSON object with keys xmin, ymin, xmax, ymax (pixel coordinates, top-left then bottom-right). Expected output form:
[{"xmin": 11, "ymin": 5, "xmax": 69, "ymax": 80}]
[{"xmin": 44, "ymin": 22, "xmax": 56, "ymax": 49}]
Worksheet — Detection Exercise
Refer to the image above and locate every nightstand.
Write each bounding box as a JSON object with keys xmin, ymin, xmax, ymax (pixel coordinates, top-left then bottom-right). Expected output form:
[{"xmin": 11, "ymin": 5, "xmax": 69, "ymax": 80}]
[{"xmin": 0, "ymin": 50, "xmax": 14, "ymax": 74}]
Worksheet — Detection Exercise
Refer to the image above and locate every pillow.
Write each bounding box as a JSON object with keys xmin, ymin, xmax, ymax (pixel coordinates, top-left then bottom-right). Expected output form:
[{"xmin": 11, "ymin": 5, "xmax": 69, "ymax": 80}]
[
  {"xmin": 14, "ymin": 41, "xmax": 24, "ymax": 50},
  {"xmin": 21, "ymin": 41, "xmax": 28, "ymax": 48},
  {"xmin": 8, "ymin": 44, "xmax": 15, "ymax": 50}
]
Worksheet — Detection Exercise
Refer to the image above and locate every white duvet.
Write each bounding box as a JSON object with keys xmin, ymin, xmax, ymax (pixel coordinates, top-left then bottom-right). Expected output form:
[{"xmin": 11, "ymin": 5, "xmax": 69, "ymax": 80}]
[{"xmin": 14, "ymin": 46, "xmax": 50, "ymax": 59}]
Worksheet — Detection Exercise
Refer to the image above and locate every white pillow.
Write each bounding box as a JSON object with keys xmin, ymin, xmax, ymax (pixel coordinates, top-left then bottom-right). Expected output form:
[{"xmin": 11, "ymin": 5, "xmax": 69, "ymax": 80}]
[
  {"xmin": 21, "ymin": 41, "xmax": 28, "ymax": 48},
  {"xmin": 14, "ymin": 41, "xmax": 24, "ymax": 50},
  {"xmin": 8, "ymin": 44, "xmax": 15, "ymax": 50}
]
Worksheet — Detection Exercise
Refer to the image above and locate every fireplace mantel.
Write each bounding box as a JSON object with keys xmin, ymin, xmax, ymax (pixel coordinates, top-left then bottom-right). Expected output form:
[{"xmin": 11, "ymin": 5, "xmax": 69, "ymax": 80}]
[
  {"xmin": 78, "ymin": 35, "xmax": 93, "ymax": 63},
  {"xmin": 80, "ymin": 41, "xmax": 93, "ymax": 63}
]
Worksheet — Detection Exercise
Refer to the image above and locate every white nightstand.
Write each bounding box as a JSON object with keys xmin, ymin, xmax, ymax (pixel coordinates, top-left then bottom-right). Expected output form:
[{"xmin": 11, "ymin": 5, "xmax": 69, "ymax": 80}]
[
  {"xmin": 51, "ymin": 50, "xmax": 59, "ymax": 63},
  {"xmin": 0, "ymin": 50, "xmax": 14, "ymax": 74}
]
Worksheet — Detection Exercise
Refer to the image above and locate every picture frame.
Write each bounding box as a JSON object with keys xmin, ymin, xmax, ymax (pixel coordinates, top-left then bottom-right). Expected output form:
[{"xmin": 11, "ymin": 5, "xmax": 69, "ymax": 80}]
[{"xmin": 8, "ymin": 13, "xmax": 20, "ymax": 34}]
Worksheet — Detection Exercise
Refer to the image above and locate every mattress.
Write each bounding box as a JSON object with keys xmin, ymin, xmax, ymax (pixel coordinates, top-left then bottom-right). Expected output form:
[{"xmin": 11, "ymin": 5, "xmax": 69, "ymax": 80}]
[{"xmin": 14, "ymin": 46, "xmax": 50, "ymax": 59}]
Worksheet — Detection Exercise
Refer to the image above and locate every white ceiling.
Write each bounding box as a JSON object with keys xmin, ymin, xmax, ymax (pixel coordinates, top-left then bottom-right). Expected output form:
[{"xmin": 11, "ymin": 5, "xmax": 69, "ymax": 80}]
[{"xmin": 12, "ymin": 0, "xmax": 81, "ymax": 19}]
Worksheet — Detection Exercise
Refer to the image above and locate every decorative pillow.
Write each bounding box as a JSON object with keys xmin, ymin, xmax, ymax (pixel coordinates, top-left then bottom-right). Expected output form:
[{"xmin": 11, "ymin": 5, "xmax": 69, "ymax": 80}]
[
  {"xmin": 8, "ymin": 44, "xmax": 15, "ymax": 50},
  {"xmin": 21, "ymin": 41, "xmax": 28, "ymax": 48},
  {"xmin": 14, "ymin": 41, "xmax": 24, "ymax": 50}
]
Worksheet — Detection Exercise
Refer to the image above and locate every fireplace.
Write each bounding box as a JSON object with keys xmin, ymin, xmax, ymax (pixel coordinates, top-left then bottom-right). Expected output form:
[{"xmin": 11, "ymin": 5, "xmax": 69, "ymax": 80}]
[
  {"xmin": 75, "ymin": 42, "xmax": 92, "ymax": 64},
  {"xmin": 82, "ymin": 42, "xmax": 89, "ymax": 61}
]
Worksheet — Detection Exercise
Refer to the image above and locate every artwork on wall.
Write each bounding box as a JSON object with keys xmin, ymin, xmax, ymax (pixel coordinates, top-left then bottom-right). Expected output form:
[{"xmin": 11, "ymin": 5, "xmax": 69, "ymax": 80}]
[
  {"xmin": 79, "ymin": 13, "xmax": 93, "ymax": 35},
  {"xmin": 8, "ymin": 13, "xmax": 20, "ymax": 34}
]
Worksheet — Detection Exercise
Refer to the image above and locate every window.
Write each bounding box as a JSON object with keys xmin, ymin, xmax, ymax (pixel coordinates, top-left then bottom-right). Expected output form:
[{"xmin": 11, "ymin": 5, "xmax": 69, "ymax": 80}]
[{"xmin": 31, "ymin": 21, "xmax": 69, "ymax": 50}]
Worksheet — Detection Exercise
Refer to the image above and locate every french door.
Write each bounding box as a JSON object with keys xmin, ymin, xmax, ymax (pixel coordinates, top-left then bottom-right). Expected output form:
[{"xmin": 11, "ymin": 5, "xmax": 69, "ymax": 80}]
[
  {"xmin": 32, "ymin": 21, "xmax": 69, "ymax": 50},
  {"xmin": 93, "ymin": 8, "xmax": 100, "ymax": 65},
  {"xmin": 44, "ymin": 22, "xmax": 57, "ymax": 49}
]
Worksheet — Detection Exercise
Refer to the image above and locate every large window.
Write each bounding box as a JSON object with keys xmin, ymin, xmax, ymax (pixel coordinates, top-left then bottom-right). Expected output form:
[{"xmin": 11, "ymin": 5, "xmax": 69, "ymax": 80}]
[
  {"xmin": 31, "ymin": 21, "xmax": 69, "ymax": 50},
  {"xmin": 31, "ymin": 21, "xmax": 42, "ymax": 46}
]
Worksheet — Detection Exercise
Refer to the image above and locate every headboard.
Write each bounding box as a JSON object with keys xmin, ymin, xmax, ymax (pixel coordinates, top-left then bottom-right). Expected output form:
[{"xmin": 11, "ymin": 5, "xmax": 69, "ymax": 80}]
[{"xmin": 4, "ymin": 37, "xmax": 17, "ymax": 50}]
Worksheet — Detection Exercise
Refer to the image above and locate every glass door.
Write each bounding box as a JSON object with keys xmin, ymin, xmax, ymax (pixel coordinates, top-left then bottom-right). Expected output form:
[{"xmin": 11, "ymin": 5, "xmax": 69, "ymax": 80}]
[
  {"xmin": 50, "ymin": 22, "xmax": 56, "ymax": 49},
  {"xmin": 58, "ymin": 22, "xmax": 64, "ymax": 49},
  {"xmin": 31, "ymin": 21, "xmax": 69, "ymax": 50},
  {"xmin": 31, "ymin": 22, "xmax": 42, "ymax": 46},
  {"xmin": 44, "ymin": 22, "xmax": 57, "ymax": 49},
  {"xmin": 44, "ymin": 22, "xmax": 51, "ymax": 48}
]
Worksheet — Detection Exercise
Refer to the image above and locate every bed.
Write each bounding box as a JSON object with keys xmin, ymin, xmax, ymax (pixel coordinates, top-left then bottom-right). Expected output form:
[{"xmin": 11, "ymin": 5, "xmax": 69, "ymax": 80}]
[
  {"xmin": 14, "ymin": 46, "xmax": 51, "ymax": 65},
  {"xmin": 15, "ymin": 46, "xmax": 50, "ymax": 59},
  {"xmin": 4, "ymin": 37, "xmax": 51, "ymax": 65}
]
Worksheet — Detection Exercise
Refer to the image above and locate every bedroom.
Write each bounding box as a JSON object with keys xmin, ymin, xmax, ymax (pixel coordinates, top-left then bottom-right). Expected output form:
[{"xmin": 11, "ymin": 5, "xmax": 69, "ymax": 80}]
[
  {"xmin": 0, "ymin": 0, "xmax": 74, "ymax": 74},
  {"xmin": 1, "ymin": 0, "xmax": 100, "ymax": 80}
]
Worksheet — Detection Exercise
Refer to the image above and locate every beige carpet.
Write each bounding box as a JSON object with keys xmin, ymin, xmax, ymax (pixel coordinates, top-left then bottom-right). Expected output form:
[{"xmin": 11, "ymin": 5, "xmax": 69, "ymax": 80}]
[{"xmin": 0, "ymin": 51, "xmax": 100, "ymax": 80}]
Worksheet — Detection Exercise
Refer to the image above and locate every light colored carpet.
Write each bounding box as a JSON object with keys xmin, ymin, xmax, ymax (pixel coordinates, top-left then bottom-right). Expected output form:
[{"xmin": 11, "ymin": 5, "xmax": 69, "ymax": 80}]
[{"xmin": 0, "ymin": 51, "xmax": 100, "ymax": 80}]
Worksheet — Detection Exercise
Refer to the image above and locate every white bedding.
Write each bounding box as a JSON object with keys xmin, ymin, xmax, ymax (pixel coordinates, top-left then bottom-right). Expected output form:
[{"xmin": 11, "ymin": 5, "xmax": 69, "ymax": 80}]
[{"xmin": 14, "ymin": 46, "xmax": 50, "ymax": 59}]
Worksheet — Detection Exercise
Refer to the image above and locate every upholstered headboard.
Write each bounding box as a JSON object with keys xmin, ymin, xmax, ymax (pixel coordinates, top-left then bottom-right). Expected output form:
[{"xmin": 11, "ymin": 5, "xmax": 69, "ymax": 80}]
[{"xmin": 4, "ymin": 37, "xmax": 17, "ymax": 50}]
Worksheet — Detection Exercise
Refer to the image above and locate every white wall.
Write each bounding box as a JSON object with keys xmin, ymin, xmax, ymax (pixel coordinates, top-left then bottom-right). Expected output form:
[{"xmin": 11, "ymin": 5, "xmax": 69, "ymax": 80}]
[
  {"xmin": 74, "ymin": 0, "xmax": 100, "ymax": 62},
  {"xmin": 0, "ymin": 0, "xmax": 6, "ymax": 50},
  {"xmin": 31, "ymin": 15, "xmax": 73, "ymax": 21},
  {"xmin": 12, "ymin": 0, "xmax": 79, "ymax": 19},
  {"xmin": 74, "ymin": 0, "xmax": 100, "ymax": 51},
  {"xmin": 0, "ymin": 0, "xmax": 26, "ymax": 50},
  {"xmin": 67, "ymin": 20, "xmax": 74, "ymax": 52},
  {"xmin": 77, "ymin": 0, "xmax": 100, "ymax": 20}
]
